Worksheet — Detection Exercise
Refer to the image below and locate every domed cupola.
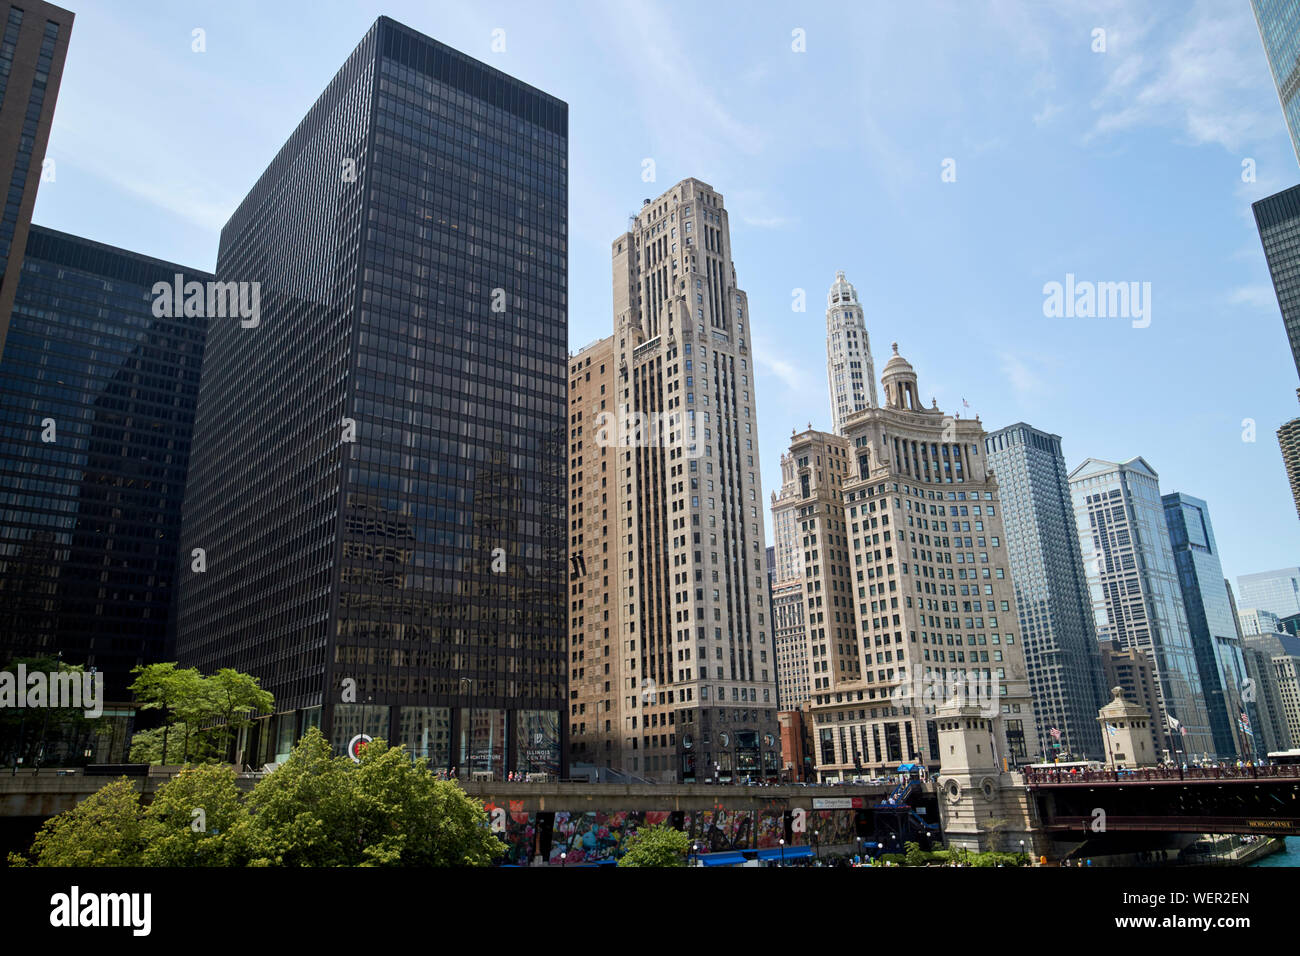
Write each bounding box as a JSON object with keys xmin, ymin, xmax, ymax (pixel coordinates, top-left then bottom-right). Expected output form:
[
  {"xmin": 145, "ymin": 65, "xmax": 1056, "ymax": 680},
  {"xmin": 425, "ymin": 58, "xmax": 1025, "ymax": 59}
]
[{"xmin": 881, "ymin": 342, "xmax": 920, "ymax": 410}]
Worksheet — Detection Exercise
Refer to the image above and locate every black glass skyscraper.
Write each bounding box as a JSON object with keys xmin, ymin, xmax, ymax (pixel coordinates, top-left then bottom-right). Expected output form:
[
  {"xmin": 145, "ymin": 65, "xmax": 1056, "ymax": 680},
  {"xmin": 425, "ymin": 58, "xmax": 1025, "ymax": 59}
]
[
  {"xmin": 176, "ymin": 18, "xmax": 568, "ymax": 775},
  {"xmin": 0, "ymin": 226, "xmax": 208, "ymax": 701},
  {"xmin": 1253, "ymin": 185, "xmax": 1300, "ymax": 381}
]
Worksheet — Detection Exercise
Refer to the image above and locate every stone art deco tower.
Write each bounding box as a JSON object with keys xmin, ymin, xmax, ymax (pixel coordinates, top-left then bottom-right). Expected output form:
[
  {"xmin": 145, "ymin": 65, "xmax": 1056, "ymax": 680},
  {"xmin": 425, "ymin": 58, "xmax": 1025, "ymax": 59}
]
[
  {"xmin": 810, "ymin": 344, "xmax": 1038, "ymax": 778},
  {"xmin": 567, "ymin": 177, "xmax": 777, "ymax": 783},
  {"xmin": 825, "ymin": 271, "xmax": 877, "ymax": 436}
]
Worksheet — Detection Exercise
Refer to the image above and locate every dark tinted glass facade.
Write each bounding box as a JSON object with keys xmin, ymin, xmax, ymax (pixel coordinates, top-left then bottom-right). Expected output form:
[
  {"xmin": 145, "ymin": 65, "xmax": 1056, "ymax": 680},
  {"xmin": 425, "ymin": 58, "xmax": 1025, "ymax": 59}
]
[
  {"xmin": 984, "ymin": 423, "xmax": 1106, "ymax": 761},
  {"xmin": 0, "ymin": 1, "xmax": 72, "ymax": 358},
  {"xmin": 176, "ymin": 18, "xmax": 568, "ymax": 773},
  {"xmin": 0, "ymin": 226, "xmax": 208, "ymax": 698},
  {"xmin": 1162, "ymin": 493, "xmax": 1251, "ymax": 758},
  {"xmin": 1253, "ymin": 184, "xmax": 1300, "ymax": 381}
]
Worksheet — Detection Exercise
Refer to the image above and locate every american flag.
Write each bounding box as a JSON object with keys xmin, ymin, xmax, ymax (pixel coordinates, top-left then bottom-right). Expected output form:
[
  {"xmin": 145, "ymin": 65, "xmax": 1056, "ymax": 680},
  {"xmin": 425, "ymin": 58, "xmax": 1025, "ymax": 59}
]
[
  {"xmin": 1240, "ymin": 712, "xmax": 1253, "ymax": 735},
  {"xmin": 1049, "ymin": 727, "xmax": 1061, "ymax": 740}
]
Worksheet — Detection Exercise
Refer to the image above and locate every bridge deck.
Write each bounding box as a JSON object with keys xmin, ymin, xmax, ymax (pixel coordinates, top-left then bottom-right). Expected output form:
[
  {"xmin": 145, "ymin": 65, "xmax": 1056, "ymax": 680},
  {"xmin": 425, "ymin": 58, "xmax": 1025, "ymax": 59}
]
[{"xmin": 1024, "ymin": 766, "xmax": 1300, "ymax": 788}]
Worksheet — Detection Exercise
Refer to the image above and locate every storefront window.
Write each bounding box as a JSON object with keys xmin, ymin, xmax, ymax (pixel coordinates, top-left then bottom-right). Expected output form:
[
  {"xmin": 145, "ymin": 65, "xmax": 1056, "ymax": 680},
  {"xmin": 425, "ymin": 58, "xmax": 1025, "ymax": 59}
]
[
  {"xmin": 400, "ymin": 706, "xmax": 450, "ymax": 768},
  {"xmin": 514, "ymin": 710, "xmax": 560, "ymax": 776},
  {"xmin": 274, "ymin": 713, "xmax": 298, "ymax": 763},
  {"xmin": 331, "ymin": 704, "xmax": 390, "ymax": 760},
  {"xmin": 460, "ymin": 707, "xmax": 506, "ymax": 779}
]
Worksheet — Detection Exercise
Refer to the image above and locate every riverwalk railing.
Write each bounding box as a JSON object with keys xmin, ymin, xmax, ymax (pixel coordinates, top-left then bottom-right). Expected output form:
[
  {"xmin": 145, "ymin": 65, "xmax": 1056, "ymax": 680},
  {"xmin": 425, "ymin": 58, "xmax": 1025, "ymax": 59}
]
[{"xmin": 1024, "ymin": 764, "xmax": 1300, "ymax": 786}]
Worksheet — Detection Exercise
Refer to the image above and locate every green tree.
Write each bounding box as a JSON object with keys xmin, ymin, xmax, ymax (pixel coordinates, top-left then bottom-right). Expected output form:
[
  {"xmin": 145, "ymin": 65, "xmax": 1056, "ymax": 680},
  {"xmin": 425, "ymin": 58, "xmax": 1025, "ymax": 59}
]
[
  {"xmin": 129, "ymin": 721, "xmax": 220, "ymax": 764},
  {"xmin": 12, "ymin": 727, "xmax": 504, "ymax": 867},
  {"xmin": 10, "ymin": 778, "xmax": 144, "ymax": 866},
  {"xmin": 241, "ymin": 727, "xmax": 503, "ymax": 867},
  {"xmin": 0, "ymin": 655, "xmax": 108, "ymax": 767},
  {"xmin": 140, "ymin": 764, "xmax": 249, "ymax": 866},
  {"xmin": 207, "ymin": 668, "xmax": 273, "ymax": 764},
  {"xmin": 617, "ymin": 822, "xmax": 690, "ymax": 867},
  {"xmin": 127, "ymin": 663, "xmax": 273, "ymax": 765},
  {"xmin": 129, "ymin": 663, "xmax": 208, "ymax": 763}
]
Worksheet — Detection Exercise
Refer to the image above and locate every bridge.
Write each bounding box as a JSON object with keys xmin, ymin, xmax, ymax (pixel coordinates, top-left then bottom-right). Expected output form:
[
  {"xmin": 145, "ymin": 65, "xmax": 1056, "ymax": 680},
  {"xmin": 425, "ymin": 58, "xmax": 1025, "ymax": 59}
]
[{"xmin": 1023, "ymin": 764, "xmax": 1300, "ymax": 837}]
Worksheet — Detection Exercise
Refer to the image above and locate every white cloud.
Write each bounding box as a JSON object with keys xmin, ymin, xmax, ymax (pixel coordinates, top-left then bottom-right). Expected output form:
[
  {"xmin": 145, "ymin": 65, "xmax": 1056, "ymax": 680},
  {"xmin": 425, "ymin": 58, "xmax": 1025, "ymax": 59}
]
[
  {"xmin": 1085, "ymin": 2, "xmax": 1277, "ymax": 153},
  {"xmin": 1032, "ymin": 102, "xmax": 1064, "ymax": 127},
  {"xmin": 1227, "ymin": 284, "xmax": 1278, "ymax": 309},
  {"xmin": 999, "ymin": 351, "xmax": 1051, "ymax": 398}
]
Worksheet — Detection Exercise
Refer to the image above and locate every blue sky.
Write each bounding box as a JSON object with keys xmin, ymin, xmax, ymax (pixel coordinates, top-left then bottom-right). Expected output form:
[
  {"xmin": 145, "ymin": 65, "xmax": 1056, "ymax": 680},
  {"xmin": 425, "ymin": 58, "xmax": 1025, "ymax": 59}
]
[{"xmin": 31, "ymin": 0, "xmax": 1300, "ymax": 588}]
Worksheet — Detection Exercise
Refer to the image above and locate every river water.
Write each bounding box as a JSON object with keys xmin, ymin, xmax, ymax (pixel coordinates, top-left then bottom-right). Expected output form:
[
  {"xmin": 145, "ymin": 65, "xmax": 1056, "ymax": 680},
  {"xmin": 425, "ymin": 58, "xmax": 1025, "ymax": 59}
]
[{"xmin": 1249, "ymin": 837, "xmax": 1298, "ymax": 866}]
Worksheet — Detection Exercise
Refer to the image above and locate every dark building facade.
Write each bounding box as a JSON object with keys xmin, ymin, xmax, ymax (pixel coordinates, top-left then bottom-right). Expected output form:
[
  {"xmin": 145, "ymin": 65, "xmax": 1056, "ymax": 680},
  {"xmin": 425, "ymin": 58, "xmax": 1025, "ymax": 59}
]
[
  {"xmin": 1162, "ymin": 493, "xmax": 1251, "ymax": 758},
  {"xmin": 984, "ymin": 422, "xmax": 1107, "ymax": 761},
  {"xmin": 0, "ymin": 226, "xmax": 208, "ymax": 700},
  {"xmin": 0, "ymin": 1, "xmax": 73, "ymax": 357},
  {"xmin": 1253, "ymin": 185, "xmax": 1300, "ymax": 381},
  {"xmin": 176, "ymin": 18, "xmax": 568, "ymax": 775}
]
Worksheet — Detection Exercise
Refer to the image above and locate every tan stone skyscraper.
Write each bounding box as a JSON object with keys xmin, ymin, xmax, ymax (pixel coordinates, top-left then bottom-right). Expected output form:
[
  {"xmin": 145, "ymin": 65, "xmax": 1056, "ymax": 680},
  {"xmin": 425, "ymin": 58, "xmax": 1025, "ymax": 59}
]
[
  {"xmin": 567, "ymin": 178, "xmax": 778, "ymax": 782},
  {"xmin": 770, "ymin": 428, "xmax": 860, "ymax": 705},
  {"xmin": 809, "ymin": 344, "xmax": 1037, "ymax": 779}
]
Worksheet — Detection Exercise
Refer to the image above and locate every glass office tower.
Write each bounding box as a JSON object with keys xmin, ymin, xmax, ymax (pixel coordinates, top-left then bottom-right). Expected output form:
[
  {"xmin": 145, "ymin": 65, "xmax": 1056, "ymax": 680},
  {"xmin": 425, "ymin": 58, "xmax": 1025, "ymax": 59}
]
[
  {"xmin": 1252, "ymin": 0, "xmax": 1300, "ymax": 168},
  {"xmin": 1237, "ymin": 567, "xmax": 1300, "ymax": 619},
  {"xmin": 175, "ymin": 18, "xmax": 568, "ymax": 775},
  {"xmin": 985, "ymin": 423, "xmax": 1106, "ymax": 761},
  {"xmin": 1162, "ymin": 493, "xmax": 1251, "ymax": 758},
  {"xmin": 1068, "ymin": 458, "xmax": 1214, "ymax": 759},
  {"xmin": 0, "ymin": 226, "xmax": 208, "ymax": 706},
  {"xmin": 1253, "ymin": 186, "xmax": 1300, "ymax": 382}
]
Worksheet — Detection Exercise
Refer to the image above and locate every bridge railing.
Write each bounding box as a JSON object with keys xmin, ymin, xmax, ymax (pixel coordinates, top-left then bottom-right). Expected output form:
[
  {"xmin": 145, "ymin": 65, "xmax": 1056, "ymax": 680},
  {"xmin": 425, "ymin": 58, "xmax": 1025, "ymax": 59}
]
[
  {"xmin": 1042, "ymin": 814, "xmax": 1300, "ymax": 834},
  {"xmin": 1024, "ymin": 764, "xmax": 1300, "ymax": 785}
]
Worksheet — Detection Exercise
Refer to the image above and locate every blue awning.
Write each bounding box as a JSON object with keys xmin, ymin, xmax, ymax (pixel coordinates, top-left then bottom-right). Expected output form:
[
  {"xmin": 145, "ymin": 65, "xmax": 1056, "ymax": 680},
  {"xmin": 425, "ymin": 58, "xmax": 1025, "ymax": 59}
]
[
  {"xmin": 897, "ymin": 763, "xmax": 921, "ymax": 771},
  {"xmin": 699, "ymin": 851, "xmax": 747, "ymax": 866},
  {"xmin": 756, "ymin": 846, "xmax": 814, "ymax": 861}
]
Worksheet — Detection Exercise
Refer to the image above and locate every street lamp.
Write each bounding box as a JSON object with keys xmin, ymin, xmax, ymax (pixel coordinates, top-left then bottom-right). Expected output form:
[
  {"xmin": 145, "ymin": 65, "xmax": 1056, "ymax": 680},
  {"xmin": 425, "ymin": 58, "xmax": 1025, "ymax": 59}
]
[
  {"xmin": 856, "ymin": 836, "xmax": 863, "ymax": 865},
  {"xmin": 814, "ymin": 829, "xmax": 820, "ymax": 862},
  {"xmin": 1019, "ymin": 839, "xmax": 1026, "ymax": 867},
  {"xmin": 778, "ymin": 838, "xmax": 785, "ymax": 867},
  {"xmin": 460, "ymin": 678, "xmax": 476, "ymax": 779},
  {"xmin": 560, "ymin": 851, "xmax": 567, "ymax": 868}
]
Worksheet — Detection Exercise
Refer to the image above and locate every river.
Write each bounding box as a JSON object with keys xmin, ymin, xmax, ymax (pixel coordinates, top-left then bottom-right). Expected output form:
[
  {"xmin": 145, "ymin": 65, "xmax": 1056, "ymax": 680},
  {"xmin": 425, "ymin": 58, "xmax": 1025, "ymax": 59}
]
[{"xmin": 1250, "ymin": 837, "xmax": 1298, "ymax": 866}]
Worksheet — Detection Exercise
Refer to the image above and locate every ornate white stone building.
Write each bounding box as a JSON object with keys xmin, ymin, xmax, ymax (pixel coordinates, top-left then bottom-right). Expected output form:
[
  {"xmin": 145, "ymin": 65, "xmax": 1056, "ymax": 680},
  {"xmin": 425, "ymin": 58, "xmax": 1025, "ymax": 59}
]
[{"xmin": 825, "ymin": 271, "xmax": 878, "ymax": 436}]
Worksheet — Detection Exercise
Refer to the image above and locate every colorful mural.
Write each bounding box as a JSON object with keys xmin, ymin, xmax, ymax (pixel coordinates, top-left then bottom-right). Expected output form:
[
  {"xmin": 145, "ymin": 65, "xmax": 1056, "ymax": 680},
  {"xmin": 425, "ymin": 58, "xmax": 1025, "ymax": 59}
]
[{"xmin": 494, "ymin": 807, "xmax": 864, "ymax": 863}]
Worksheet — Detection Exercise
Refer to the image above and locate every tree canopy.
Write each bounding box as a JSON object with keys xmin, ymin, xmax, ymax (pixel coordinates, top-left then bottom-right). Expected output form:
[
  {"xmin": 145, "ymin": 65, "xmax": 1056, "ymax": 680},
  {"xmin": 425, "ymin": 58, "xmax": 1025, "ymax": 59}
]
[
  {"xmin": 127, "ymin": 663, "xmax": 273, "ymax": 764},
  {"xmin": 616, "ymin": 822, "xmax": 691, "ymax": 867},
  {"xmin": 9, "ymin": 729, "xmax": 504, "ymax": 868}
]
